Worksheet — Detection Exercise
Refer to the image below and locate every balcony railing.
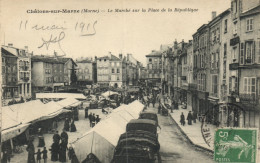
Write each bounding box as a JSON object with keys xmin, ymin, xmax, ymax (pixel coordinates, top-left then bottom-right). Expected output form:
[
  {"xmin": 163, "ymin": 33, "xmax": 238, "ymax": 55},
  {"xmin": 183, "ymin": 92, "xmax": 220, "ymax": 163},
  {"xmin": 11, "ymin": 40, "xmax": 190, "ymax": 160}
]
[{"xmin": 239, "ymin": 93, "xmax": 259, "ymax": 105}]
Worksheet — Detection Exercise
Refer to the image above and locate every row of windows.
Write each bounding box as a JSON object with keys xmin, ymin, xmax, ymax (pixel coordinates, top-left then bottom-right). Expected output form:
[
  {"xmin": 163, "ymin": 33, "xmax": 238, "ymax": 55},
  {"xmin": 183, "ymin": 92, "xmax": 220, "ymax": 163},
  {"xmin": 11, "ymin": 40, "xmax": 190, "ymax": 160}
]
[
  {"xmin": 78, "ymin": 75, "xmax": 91, "ymax": 80},
  {"xmin": 77, "ymin": 68, "xmax": 89, "ymax": 73}
]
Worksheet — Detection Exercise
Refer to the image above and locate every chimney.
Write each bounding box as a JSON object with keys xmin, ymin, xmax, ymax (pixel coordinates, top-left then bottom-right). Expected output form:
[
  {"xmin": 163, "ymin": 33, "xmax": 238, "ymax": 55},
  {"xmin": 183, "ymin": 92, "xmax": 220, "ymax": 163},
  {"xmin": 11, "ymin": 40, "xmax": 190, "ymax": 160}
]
[
  {"xmin": 8, "ymin": 43, "xmax": 13, "ymax": 47},
  {"xmin": 24, "ymin": 46, "xmax": 28, "ymax": 53},
  {"xmin": 174, "ymin": 39, "xmax": 178, "ymax": 49},
  {"xmin": 212, "ymin": 11, "xmax": 217, "ymax": 20},
  {"xmin": 119, "ymin": 53, "xmax": 123, "ymax": 59}
]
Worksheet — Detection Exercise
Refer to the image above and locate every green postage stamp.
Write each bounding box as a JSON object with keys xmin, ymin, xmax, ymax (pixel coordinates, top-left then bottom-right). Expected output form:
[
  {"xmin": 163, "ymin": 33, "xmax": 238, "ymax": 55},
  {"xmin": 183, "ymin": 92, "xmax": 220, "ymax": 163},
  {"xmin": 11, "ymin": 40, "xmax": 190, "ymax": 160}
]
[{"xmin": 214, "ymin": 128, "xmax": 258, "ymax": 163}]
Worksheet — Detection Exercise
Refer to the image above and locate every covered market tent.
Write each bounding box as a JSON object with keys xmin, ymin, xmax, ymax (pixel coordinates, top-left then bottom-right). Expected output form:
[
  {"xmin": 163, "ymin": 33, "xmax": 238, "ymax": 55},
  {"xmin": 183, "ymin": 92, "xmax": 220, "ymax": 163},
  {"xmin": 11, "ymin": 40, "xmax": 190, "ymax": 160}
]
[
  {"xmin": 2, "ymin": 100, "xmax": 68, "ymax": 142},
  {"xmin": 56, "ymin": 98, "xmax": 82, "ymax": 108},
  {"xmin": 101, "ymin": 91, "xmax": 119, "ymax": 97},
  {"xmin": 70, "ymin": 100, "xmax": 144, "ymax": 163},
  {"xmin": 36, "ymin": 93, "xmax": 86, "ymax": 99}
]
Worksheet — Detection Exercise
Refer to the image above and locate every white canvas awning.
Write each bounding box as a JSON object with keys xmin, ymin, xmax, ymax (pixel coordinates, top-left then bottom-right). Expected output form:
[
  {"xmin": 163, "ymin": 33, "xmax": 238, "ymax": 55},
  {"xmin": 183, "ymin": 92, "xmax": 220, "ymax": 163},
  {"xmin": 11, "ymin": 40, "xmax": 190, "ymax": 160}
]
[
  {"xmin": 71, "ymin": 100, "xmax": 144, "ymax": 162},
  {"xmin": 36, "ymin": 93, "xmax": 86, "ymax": 99},
  {"xmin": 101, "ymin": 91, "xmax": 118, "ymax": 97},
  {"xmin": 56, "ymin": 98, "xmax": 81, "ymax": 108}
]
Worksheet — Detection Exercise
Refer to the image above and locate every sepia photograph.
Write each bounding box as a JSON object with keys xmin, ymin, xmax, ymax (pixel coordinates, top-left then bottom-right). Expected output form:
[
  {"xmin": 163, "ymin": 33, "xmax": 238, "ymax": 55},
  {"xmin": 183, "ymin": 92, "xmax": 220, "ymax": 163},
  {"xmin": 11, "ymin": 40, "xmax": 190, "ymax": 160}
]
[{"xmin": 1, "ymin": 0, "xmax": 260, "ymax": 162}]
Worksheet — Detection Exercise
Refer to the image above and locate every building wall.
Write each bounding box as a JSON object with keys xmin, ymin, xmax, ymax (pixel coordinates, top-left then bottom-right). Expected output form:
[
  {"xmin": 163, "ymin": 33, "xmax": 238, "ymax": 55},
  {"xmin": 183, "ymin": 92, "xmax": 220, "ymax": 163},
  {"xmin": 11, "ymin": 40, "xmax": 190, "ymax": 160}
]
[
  {"xmin": 53, "ymin": 63, "xmax": 64, "ymax": 84},
  {"xmin": 31, "ymin": 62, "xmax": 44, "ymax": 87},
  {"xmin": 76, "ymin": 62, "xmax": 93, "ymax": 82},
  {"xmin": 146, "ymin": 56, "xmax": 162, "ymax": 79},
  {"xmin": 17, "ymin": 56, "xmax": 31, "ymax": 99},
  {"xmin": 97, "ymin": 57, "xmax": 110, "ymax": 84}
]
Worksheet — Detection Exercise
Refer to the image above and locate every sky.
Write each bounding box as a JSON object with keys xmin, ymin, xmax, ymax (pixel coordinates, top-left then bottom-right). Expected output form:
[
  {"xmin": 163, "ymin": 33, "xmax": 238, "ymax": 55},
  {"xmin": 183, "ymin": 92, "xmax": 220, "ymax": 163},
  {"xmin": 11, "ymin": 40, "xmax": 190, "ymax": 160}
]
[{"xmin": 1, "ymin": 0, "xmax": 230, "ymax": 65}]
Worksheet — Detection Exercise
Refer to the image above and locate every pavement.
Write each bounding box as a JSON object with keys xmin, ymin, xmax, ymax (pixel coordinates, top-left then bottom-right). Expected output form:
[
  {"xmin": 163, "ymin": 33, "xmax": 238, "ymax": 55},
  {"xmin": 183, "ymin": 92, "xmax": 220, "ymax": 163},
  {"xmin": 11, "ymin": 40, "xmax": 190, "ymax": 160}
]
[
  {"xmin": 167, "ymin": 106, "xmax": 260, "ymax": 162},
  {"xmin": 146, "ymin": 104, "xmax": 214, "ymax": 163},
  {"xmin": 9, "ymin": 109, "xmax": 110, "ymax": 163}
]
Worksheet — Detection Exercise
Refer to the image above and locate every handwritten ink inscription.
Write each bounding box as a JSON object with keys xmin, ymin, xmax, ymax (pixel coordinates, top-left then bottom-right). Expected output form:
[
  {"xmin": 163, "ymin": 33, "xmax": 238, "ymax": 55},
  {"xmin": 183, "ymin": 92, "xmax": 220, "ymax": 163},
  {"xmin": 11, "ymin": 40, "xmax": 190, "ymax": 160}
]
[{"xmin": 19, "ymin": 20, "xmax": 98, "ymax": 54}]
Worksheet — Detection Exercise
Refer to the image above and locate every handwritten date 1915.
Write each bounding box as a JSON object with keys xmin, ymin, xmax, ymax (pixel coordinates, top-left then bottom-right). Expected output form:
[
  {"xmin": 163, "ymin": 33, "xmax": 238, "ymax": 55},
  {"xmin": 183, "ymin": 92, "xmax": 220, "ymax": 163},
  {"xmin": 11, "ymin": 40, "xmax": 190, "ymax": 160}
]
[
  {"xmin": 75, "ymin": 20, "xmax": 97, "ymax": 36},
  {"xmin": 38, "ymin": 31, "xmax": 66, "ymax": 54}
]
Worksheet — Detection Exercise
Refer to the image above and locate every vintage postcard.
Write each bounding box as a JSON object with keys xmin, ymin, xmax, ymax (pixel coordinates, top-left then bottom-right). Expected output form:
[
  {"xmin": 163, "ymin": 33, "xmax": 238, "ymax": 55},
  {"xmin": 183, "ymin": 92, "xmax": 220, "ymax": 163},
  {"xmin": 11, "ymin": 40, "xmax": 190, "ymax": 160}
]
[{"xmin": 1, "ymin": 0, "xmax": 260, "ymax": 162}]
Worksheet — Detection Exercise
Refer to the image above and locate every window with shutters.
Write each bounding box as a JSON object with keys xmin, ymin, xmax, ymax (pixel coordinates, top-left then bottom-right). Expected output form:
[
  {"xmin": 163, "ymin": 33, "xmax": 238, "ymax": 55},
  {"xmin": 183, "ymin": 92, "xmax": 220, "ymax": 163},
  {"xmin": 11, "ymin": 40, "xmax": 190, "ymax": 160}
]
[
  {"xmin": 240, "ymin": 43, "xmax": 244, "ymax": 65},
  {"xmin": 245, "ymin": 41, "xmax": 255, "ymax": 64},
  {"xmin": 224, "ymin": 19, "xmax": 228, "ymax": 33},
  {"xmin": 211, "ymin": 75, "xmax": 218, "ymax": 97},
  {"xmin": 246, "ymin": 18, "xmax": 253, "ymax": 32},
  {"xmin": 244, "ymin": 77, "xmax": 256, "ymax": 94},
  {"xmin": 224, "ymin": 43, "xmax": 227, "ymax": 58}
]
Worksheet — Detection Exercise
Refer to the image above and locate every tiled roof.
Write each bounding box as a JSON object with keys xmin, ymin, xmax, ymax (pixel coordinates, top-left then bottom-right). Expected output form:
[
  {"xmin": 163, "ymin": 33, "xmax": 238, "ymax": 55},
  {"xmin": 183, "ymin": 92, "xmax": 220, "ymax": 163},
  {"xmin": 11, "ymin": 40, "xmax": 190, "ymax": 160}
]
[
  {"xmin": 240, "ymin": 5, "xmax": 260, "ymax": 18},
  {"xmin": 146, "ymin": 50, "xmax": 163, "ymax": 57},
  {"xmin": 110, "ymin": 54, "xmax": 121, "ymax": 61},
  {"xmin": 97, "ymin": 56, "xmax": 110, "ymax": 60},
  {"xmin": 76, "ymin": 59, "xmax": 92, "ymax": 63},
  {"xmin": 1, "ymin": 47, "xmax": 18, "ymax": 58},
  {"xmin": 31, "ymin": 55, "xmax": 64, "ymax": 64},
  {"xmin": 1, "ymin": 46, "xmax": 27, "ymax": 57}
]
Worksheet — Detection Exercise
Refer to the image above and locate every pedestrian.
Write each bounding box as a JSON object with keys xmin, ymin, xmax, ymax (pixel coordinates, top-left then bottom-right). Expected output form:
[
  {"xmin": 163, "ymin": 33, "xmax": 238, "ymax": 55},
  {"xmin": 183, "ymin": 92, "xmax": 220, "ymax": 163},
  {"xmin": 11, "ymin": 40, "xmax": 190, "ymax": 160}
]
[
  {"xmin": 64, "ymin": 118, "xmax": 70, "ymax": 131},
  {"xmin": 158, "ymin": 103, "xmax": 161, "ymax": 114},
  {"xmin": 2, "ymin": 149, "xmax": 10, "ymax": 163},
  {"xmin": 147, "ymin": 96, "xmax": 151, "ymax": 107},
  {"xmin": 68, "ymin": 147, "xmax": 79, "ymax": 163},
  {"xmin": 42, "ymin": 147, "xmax": 47, "ymax": 163},
  {"xmin": 59, "ymin": 140, "xmax": 68, "ymax": 162},
  {"xmin": 53, "ymin": 130, "xmax": 61, "ymax": 144},
  {"xmin": 85, "ymin": 107, "xmax": 89, "ymax": 118},
  {"xmin": 187, "ymin": 111, "xmax": 193, "ymax": 125},
  {"xmin": 61, "ymin": 129, "xmax": 69, "ymax": 145},
  {"xmin": 74, "ymin": 108, "xmax": 79, "ymax": 121},
  {"xmin": 92, "ymin": 113, "xmax": 96, "ymax": 127},
  {"xmin": 37, "ymin": 128, "xmax": 45, "ymax": 147},
  {"xmin": 49, "ymin": 142, "xmax": 59, "ymax": 161},
  {"xmin": 152, "ymin": 97, "xmax": 156, "ymax": 108},
  {"xmin": 193, "ymin": 111, "xmax": 197, "ymax": 123},
  {"xmin": 180, "ymin": 112, "xmax": 185, "ymax": 126},
  {"xmin": 96, "ymin": 115, "xmax": 100, "ymax": 124},
  {"xmin": 70, "ymin": 119, "xmax": 77, "ymax": 132},
  {"xmin": 35, "ymin": 149, "xmax": 42, "ymax": 163},
  {"xmin": 26, "ymin": 140, "xmax": 36, "ymax": 163},
  {"xmin": 89, "ymin": 113, "xmax": 93, "ymax": 127}
]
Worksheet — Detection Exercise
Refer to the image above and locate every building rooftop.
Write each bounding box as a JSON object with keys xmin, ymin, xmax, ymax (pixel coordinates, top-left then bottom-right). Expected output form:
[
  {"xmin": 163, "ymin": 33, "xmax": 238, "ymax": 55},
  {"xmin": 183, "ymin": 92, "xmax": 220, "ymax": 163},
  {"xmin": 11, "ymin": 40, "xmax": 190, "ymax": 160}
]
[
  {"xmin": 146, "ymin": 50, "xmax": 163, "ymax": 57},
  {"xmin": 1, "ymin": 47, "xmax": 18, "ymax": 58},
  {"xmin": 31, "ymin": 55, "xmax": 64, "ymax": 64},
  {"xmin": 240, "ymin": 5, "xmax": 260, "ymax": 18}
]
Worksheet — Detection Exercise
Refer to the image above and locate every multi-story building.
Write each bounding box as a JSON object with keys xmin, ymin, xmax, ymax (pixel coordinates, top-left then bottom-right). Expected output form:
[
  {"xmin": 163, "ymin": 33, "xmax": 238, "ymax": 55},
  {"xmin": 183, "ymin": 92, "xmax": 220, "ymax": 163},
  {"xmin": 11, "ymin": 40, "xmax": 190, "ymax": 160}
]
[
  {"xmin": 1, "ymin": 47, "xmax": 19, "ymax": 105},
  {"xmin": 57, "ymin": 57, "xmax": 77, "ymax": 86},
  {"xmin": 2, "ymin": 45, "xmax": 32, "ymax": 101},
  {"xmin": 97, "ymin": 52, "xmax": 126, "ymax": 88},
  {"xmin": 76, "ymin": 58, "xmax": 94, "ymax": 86},
  {"xmin": 31, "ymin": 55, "xmax": 65, "ymax": 92},
  {"xmin": 146, "ymin": 50, "xmax": 163, "ymax": 87},
  {"xmin": 237, "ymin": 1, "xmax": 260, "ymax": 129},
  {"xmin": 126, "ymin": 54, "xmax": 138, "ymax": 86},
  {"xmin": 186, "ymin": 40, "xmax": 195, "ymax": 111},
  {"xmin": 208, "ymin": 10, "xmax": 231, "ymax": 125},
  {"xmin": 192, "ymin": 24, "xmax": 210, "ymax": 116},
  {"xmin": 160, "ymin": 44, "xmax": 174, "ymax": 95}
]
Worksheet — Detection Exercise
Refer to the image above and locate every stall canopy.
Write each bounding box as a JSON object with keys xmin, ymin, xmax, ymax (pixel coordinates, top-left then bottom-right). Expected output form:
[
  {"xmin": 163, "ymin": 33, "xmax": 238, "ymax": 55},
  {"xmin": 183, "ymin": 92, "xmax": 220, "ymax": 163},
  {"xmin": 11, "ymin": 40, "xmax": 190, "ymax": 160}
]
[
  {"xmin": 56, "ymin": 98, "xmax": 81, "ymax": 108},
  {"xmin": 101, "ymin": 91, "xmax": 119, "ymax": 97},
  {"xmin": 2, "ymin": 100, "xmax": 68, "ymax": 142},
  {"xmin": 71, "ymin": 100, "xmax": 144, "ymax": 162},
  {"xmin": 36, "ymin": 93, "xmax": 86, "ymax": 99}
]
